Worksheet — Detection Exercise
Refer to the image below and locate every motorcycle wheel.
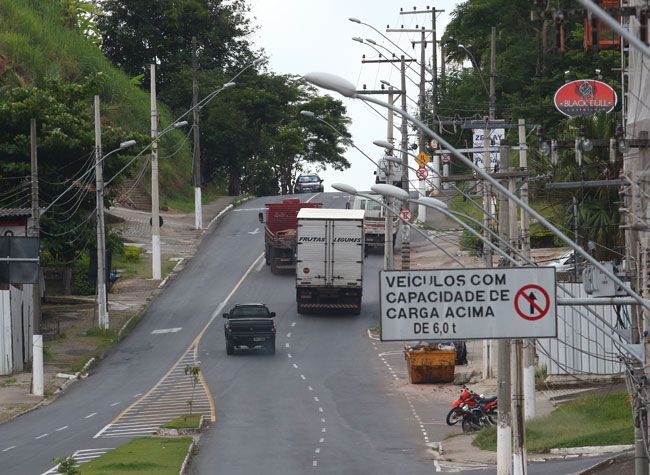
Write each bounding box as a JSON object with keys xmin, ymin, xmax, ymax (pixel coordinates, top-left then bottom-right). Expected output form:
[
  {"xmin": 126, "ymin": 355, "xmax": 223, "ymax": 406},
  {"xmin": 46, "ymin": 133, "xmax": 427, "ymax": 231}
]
[{"xmin": 446, "ymin": 408, "xmax": 463, "ymax": 426}]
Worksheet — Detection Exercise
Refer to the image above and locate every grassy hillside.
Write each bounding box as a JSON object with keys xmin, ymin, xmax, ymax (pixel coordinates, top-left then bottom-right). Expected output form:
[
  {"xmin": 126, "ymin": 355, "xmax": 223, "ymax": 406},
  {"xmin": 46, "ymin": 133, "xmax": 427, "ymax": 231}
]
[{"xmin": 0, "ymin": 0, "xmax": 194, "ymax": 207}]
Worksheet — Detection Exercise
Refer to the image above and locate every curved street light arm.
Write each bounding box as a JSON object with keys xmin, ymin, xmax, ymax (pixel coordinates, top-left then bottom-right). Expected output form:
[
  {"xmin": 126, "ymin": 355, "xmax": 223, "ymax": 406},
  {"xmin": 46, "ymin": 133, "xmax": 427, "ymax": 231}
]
[
  {"xmin": 304, "ymin": 72, "xmax": 649, "ymax": 311},
  {"xmin": 458, "ymin": 45, "xmax": 490, "ymax": 99}
]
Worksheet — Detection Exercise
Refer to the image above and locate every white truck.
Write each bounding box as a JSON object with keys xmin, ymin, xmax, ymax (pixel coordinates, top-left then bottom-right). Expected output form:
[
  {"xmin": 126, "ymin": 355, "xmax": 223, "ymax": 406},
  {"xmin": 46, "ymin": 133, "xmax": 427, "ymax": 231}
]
[
  {"xmin": 347, "ymin": 194, "xmax": 398, "ymax": 252},
  {"xmin": 295, "ymin": 208, "xmax": 365, "ymax": 315},
  {"xmin": 375, "ymin": 156, "xmax": 403, "ymax": 187}
]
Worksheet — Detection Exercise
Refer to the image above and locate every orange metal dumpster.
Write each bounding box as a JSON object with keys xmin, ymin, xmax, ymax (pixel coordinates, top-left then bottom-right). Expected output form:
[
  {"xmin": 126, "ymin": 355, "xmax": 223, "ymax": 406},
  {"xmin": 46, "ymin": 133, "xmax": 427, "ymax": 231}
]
[{"xmin": 404, "ymin": 348, "xmax": 456, "ymax": 384}]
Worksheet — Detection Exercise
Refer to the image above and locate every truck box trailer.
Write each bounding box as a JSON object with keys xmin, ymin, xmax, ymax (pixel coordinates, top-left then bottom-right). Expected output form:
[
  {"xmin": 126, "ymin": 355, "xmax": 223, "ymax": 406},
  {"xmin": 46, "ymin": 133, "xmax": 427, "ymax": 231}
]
[
  {"xmin": 295, "ymin": 208, "xmax": 365, "ymax": 314},
  {"xmin": 347, "ymin": 193, "xmax": 398, "ymax": 252},
  {"xmin": 259, "ymin": 198, "xmax": 322, "ymax": 274}
]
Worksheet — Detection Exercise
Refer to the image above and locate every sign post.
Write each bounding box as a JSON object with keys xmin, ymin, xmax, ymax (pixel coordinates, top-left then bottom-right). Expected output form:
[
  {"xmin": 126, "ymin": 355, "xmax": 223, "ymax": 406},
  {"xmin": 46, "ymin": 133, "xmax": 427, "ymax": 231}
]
[{"xmin": 379, "ymin": 267, "xmax": 556, "ymax": 341}]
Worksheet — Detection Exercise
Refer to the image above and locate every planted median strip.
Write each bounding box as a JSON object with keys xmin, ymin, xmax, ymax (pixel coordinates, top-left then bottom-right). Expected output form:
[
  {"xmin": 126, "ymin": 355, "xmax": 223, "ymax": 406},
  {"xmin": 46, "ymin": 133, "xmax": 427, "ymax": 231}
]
[{"xmin": 79, "ymin": 437, "xmax": 192, "ymax": 474}]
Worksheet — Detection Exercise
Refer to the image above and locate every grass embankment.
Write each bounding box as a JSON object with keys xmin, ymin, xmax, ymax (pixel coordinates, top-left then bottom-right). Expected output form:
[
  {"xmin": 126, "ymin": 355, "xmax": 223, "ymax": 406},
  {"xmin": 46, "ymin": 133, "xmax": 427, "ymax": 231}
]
[
  {"xmin": 79, "ymin": 437, "xmax": 192, "ymax": 474},
  {"xmin": 0, "ymin": 0, "xmax": 193, "ymax": 202},
  {"xmin": 474, "ymin": 392, "xmax": 633, "ymax": 452},
  {"xmin": 161, "ymin": 414, "xmax": 201, "ymax": 429},
  {"xmin": 112, "ymin": 245, "xmax": 176, "ymax": 280}
]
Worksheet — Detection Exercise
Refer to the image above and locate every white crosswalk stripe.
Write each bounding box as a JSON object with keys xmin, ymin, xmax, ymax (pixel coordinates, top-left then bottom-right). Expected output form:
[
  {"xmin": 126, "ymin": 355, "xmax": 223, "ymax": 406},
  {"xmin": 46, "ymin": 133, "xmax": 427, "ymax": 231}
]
[
  {"xmin": 95, "ymin": 350, "xmax": 212, "ymax": 438},
  {"xmin": 41, "ymin": 448, "xmax": 112, "ymax": 475}
]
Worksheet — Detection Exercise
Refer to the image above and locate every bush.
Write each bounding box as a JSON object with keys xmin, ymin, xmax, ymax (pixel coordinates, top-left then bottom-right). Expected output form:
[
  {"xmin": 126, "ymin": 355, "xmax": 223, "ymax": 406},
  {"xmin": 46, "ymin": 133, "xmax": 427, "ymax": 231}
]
[
  {"xmin": 459, "ymin": 228, "xmax": 482, "ymax": 254},
  {"xmin": 71, "ymin": 253, "xmax": 94, "ymax": 295},
  {"xmin": 123, "ymin": 245, "xmax": 142, "ymax": 262}
]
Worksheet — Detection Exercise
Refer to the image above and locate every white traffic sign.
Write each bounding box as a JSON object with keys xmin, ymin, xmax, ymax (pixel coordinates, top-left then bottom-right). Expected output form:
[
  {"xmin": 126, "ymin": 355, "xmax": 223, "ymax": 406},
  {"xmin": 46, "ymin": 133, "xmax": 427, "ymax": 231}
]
[
  {"xmin": 442, "ymin": 154, "xmax": 451, "ymax": 164},
  {"xmin": 399, "ymin": 208, "xmax": 412, "ymax": 222},
  {"xmin": 379, "ymin": 267, "xmax": 556, "ymax": 341},
  {"xmin": 416, "ymin": 167, "xmax": 428, "ymax": 180}
]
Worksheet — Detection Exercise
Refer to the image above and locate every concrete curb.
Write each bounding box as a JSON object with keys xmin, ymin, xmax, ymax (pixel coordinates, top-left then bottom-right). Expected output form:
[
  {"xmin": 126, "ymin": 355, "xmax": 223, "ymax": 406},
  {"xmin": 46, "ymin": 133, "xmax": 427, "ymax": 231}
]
[
  {"xmin": 179, "ymin": 440, "xmax": 195, "ymax": 475},
  {"xmin": 573, "ymin": 450, "xmax": 633, "ymax": 475},
  {"xmin": 550, "ymin": 445, "xmax": 634, "ymax": 456},
  {"xmin": 207, "ymin": 204, "xmax": 233, "ymax": 228}
]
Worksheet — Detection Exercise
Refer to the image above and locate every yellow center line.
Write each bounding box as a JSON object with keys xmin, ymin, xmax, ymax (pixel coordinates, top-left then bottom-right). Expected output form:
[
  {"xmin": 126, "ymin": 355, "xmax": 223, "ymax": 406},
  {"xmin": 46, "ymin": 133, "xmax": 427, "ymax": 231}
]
[{"xmin": 108, "ymin": 253, "xmax": 264, "ymax": 428}]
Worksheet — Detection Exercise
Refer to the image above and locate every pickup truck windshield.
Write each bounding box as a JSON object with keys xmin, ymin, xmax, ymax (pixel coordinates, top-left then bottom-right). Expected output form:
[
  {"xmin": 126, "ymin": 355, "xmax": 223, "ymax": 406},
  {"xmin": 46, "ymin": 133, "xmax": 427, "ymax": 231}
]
[{"xmin": 230, "ymin": 307, "xmax": 270, "ymax": 318}]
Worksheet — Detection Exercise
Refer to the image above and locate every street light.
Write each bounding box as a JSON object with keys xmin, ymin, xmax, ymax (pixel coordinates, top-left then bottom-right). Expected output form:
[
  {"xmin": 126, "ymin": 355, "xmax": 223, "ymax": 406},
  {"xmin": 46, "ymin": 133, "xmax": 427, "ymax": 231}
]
[
  {"xmin": 302, "ymin": 71, "xmax": 649, "ymax": 311},
  {"xmin": 332, "ymin": 183, "xmax": 464, "ymax": 267},
  {"xmin": 457, "ymin": 44, "xmax": 490, "ymax": 99},
  {"xmin": 96, "ymin": 139, "xmax": 137, "ymax": 329}
]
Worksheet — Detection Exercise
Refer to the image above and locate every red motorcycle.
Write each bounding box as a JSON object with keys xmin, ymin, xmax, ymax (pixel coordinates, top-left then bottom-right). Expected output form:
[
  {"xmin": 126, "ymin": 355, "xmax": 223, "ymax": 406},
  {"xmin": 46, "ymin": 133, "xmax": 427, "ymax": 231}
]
[{"xmin": 446, "ymin": 386, "xmax": 498, "ymax": 430}]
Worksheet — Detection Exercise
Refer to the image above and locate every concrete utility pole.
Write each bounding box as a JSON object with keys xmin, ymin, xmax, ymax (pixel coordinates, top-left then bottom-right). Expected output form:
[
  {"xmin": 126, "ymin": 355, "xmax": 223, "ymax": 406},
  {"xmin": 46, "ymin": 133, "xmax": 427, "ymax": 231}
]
[
  {"xmin": 384, "ymin": 86, "xmax": 395, "ymax": 271},
  {"xmin": 94, "ymin": 95, "xmax": 108, "ymax": 329},
  {"xmin": 29, "ymin": 119, "xmax": 41, "ymax": 332},
  {"xmin": 192, "ymin": 36, "xmax": 203, "ymax": 230},
  {"xmin": 400, "ymin": 55, "xmax": 410, "ymax": 270},
  {"xmin": 150, "ymin": 64, "xmax": 162, "ymax": 280},
  {"xmin": 519, "ymin": 118, "xmax": 536, "ymax": 420},
  {"xmin": 489, "ymin": 26, "xmax": 497, "ymax": 122},
  {"xmin": 482, "ymin": 128, "xmax": 494, "ymax": 379},
  {"xmin": 497, "ymin": 145, "xmax": 512, "ymax": 475}
]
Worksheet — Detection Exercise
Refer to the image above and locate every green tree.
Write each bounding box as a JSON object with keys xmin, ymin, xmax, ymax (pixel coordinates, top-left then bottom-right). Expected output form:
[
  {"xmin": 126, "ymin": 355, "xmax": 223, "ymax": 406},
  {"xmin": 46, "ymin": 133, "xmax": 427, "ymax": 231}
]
[{"xmin": 201, "ymin": 73, "xmax": 351, "ymax": 196}]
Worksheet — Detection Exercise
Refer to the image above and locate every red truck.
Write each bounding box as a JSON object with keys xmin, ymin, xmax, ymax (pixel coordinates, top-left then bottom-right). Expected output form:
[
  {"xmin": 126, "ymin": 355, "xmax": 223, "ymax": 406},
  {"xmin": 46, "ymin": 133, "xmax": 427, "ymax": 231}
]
[{"xmin": 258, "ymin": 198, "xmax": 322, "ymax": 274}]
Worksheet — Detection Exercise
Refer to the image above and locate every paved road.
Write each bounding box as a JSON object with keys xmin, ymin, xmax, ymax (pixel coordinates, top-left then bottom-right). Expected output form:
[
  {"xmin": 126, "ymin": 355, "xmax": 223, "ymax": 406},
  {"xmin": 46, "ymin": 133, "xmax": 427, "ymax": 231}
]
[{"xmin": 0, "ymin": 191, "xmax": 612, "ymax": 474}]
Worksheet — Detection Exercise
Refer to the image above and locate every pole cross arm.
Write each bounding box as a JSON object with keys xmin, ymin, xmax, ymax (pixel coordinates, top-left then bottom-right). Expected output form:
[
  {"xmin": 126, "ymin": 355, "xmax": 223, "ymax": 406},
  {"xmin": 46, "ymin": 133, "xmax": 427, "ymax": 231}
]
[{"xmin": 386, "ymin": 28, "xmax": 435, "ymax": 33}]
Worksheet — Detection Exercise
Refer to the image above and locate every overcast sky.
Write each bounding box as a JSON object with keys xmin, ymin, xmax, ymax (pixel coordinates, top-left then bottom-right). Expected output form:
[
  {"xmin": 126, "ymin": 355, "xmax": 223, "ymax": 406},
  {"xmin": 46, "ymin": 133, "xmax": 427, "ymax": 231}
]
[{"xmin": 248, "ymin": 0, "xmax": 462, "ymax": 192}]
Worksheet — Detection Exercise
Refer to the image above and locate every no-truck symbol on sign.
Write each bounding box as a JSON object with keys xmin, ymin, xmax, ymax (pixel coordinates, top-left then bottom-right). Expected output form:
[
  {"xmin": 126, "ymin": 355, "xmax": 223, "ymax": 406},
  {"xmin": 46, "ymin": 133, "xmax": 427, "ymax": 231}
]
[{"xmin": 514, "ymin": 284, "xmax": 550, "ymax": 321}]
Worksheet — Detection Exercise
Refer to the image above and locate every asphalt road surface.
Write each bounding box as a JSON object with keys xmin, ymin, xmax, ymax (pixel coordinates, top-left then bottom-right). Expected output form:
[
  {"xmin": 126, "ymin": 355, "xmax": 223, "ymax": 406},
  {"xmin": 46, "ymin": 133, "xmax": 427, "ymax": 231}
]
[{"xmin": 0, "ymin": 192, "xmax": 611, "ymax": 474}]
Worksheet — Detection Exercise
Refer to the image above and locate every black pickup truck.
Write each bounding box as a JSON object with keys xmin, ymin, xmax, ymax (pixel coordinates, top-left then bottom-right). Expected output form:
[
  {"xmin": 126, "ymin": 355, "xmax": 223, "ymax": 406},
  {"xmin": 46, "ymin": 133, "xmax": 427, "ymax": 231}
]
[{"xmin": 223, "ymin": 303, "xmax": 276, "ymax": 355}]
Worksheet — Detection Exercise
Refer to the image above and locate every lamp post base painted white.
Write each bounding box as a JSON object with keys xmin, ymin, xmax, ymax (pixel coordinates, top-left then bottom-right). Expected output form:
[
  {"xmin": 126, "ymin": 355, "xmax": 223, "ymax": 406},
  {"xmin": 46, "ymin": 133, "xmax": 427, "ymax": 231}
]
[
  {"xmin": 524, "ymin": 364, "xmax": 536, "ymax": 419},
  {"xmin": 32, "ymin": 335, "xmax": 43, "ymax": 396},
  {"xmin": 98, "ymin": 284, "xmax": 108, "ymax": 329},
  {"xmin": 497, "ymin": 425, "xmax": 512, "ymax": 475},
  {"xmin": 418, "ymin": 179, "xmax": 426, "ymax": 222},
  {"xmin": 152, "ymin": 234, "xmax": 161, "ymax": 280},
  {"xmin": 431, "ymin": 155, "xmax": 441, "ymax": 195},
  {"xmin": 194, "ymin": 187, "xmax": 203, "ymax": 230}
]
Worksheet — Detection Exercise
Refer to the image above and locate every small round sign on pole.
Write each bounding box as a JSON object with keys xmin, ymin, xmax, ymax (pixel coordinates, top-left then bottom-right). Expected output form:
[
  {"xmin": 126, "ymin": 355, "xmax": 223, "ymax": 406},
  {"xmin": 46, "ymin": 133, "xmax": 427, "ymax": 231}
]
[
  {"xmin": 416, "ymin": 167, "xmax": 428, "ymax": 180},
  {"xmin": 399, "ymin": 208, "xmax": 412, "ymax": 222},
  {"xmin": 442, "ymin": 154, "xmax": 451, "ymax": 165},
  {"xmin": 428, "ymin": 138, "xmax": 438, "ymax": 150}
]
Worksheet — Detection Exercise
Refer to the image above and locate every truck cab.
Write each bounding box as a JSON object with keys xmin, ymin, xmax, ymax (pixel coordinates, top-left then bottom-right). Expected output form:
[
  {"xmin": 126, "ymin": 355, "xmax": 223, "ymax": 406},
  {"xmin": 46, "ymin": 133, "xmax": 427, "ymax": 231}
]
[
  {"xmin": 347, "ymin": 194, "xmax": 397, "ymax": 252},
  {"xmin": 223, "ymin": 303, "xmax": 276, "ymax": 355},
  {"xmin": 375, "ymin": 156, "xmax": 403, "ymax": 187}
]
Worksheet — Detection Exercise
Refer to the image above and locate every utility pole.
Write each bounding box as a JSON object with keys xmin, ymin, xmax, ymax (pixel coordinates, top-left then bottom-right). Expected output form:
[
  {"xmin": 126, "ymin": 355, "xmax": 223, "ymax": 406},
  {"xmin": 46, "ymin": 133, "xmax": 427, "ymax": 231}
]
[
  {"xmin": 508, "ymin": 145, "xmax": 526, "ymax": 475},
  {"xmin": 497, "ymin": 145, "xmax": 512, "ymax": 475},
  {"xmin": 192, "ymin": 36, "xmax": 202, "ymax": 230},
  {"xmin": 482, "ymin": 128, "xmax": 493, "ymax": 379},
  {"xmin": 29, "ymin": 119, "xmax": 41, "ymax": 332},
  {"xmin": 400, "ymin": 55, "xmax": 410, "ymax": 270},
  {"xmin": 384, "ymin": 86, "xmax": 395, "ymax": 271},
  {"xmin": 489, "ymin": 26, "xmax": 497, "ymax": 122},
  {"xmin": 415, "ymin": 27, "xmax": 429, "ymax": 212},
  {"xmin": 150, "ymin": 64, "xmax": 162, "ymax": 280},
  {"xmin": 519, "ymin": 118, "xmax": 536, "ymax": 420},
  {"xmin": 94, "ymin": 95, "xmax": 108, "ymax": 329}
]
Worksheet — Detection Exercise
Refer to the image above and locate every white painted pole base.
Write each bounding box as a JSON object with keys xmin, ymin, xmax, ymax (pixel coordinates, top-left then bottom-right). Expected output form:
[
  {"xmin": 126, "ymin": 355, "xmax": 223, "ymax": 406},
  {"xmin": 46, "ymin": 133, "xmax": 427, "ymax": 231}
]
[
  {"xmin": 442, "ymin": 163, "xmax": 450, "ymax": 189},
  {"xmin": 98, "ymin": 284, "xmax": 108, "ymax": 329},
  {"xmin": 152, "ymin": 234, "xmax": 161, "ymax": 280},
  {"xmin": 418, "ymin": 179, "xmax": 426, "ymax": 222},
  {"xmin": 194, "ymin": 187, "xmax": 203, "ymax": 230},
  {"xmin": 32, "ymin": 335, "xmax": 43, "ymax": 396},
  {"xmin": 513, "ymin": 448, "xmax": 527, "ymax": 475},
  {"xmin": 524, "ymin": 365, "xmax": 536, "ymax": 420},
  {"xmin": 432, "ymin": 155, "xmax": 441, "ymax": 195},
  {"xmin": 482, "ymin": 340, "xmax": 492, "ymax": 379},
  {"xmin": 497, "ymin": 425, "xmax": 512, "ymax": 475}
]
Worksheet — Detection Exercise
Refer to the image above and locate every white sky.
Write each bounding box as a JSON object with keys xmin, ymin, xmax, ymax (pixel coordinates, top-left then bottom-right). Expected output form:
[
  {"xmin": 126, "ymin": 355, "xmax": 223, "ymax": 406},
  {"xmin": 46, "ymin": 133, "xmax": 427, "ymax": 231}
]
[{"xmin": 248, "ymin": 0, "xmax": 461, "ymax": 192}]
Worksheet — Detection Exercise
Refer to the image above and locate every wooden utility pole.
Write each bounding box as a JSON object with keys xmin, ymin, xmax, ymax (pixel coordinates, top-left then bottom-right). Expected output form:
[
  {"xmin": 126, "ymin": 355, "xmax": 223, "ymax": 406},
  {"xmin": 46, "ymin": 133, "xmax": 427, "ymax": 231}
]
[
  {"xmin": 150, "ymin": 64, "xmax": 162, "ymax": 280},
  {"xmin": 192, "ymin": 36, "xmax": 203, "ymax": 230},
  {"xmin": 94, "ymin": 96, "xmax": 108, "ymax": 329}
]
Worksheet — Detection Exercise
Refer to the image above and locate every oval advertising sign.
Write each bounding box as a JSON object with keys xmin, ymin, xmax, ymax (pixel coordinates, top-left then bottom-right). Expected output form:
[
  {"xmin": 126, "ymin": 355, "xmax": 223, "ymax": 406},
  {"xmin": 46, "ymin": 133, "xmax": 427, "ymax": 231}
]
[{"xmin": 553, "ymin": 79, "xmax": 617, "ymax": 117}]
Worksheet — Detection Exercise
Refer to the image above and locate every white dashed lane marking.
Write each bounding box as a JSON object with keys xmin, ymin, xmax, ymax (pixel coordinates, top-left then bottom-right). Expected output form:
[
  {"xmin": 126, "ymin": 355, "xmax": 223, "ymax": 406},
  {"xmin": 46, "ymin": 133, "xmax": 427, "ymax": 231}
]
[
  {"xmin": 84, "ymin": 412, "xmax": 97, "ymax": 419},
  {"xmin": 35, "ymin": 434, "xmax": 48, "ymax": 440},
  {"xmin": 151, "ymin": 327, "xmax": 182, "ymax": 334},
  {"xmin": 2, "ymin": 446, "xmax": 16, "ymax": 452},
  {"xmin": 55, "ymin": 426, "xmax": 68, "ymax": 431}
]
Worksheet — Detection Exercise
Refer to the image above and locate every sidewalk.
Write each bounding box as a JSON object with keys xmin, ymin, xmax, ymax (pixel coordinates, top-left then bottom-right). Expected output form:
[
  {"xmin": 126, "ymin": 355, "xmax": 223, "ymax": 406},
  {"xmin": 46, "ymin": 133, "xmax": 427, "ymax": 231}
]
[
  {"xmin": 0, "ymin": 196, "xmax": 236, "ymax": 423},
  {"xmin": 383, "ymin": 227, "xmax": 626, "ymax": 468}
]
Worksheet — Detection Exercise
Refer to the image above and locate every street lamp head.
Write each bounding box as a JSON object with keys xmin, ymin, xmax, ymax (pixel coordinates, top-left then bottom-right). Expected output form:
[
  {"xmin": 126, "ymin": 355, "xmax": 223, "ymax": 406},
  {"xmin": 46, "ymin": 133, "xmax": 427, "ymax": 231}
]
[
  {"xmin": 253, "ymin": 58, "xmax": 265, "ymax": 65},
  {"xmin": 332, "ymin": 183, "xmax": 358, "ymax": 195},
  {"xmin": 223, "ymin": 82, "xmax": 236, "ymax": 89},
  {"xmin": 119, "ymin": 140, "xmax": 137, "ymax": 149},
  {"xmin": 371, "ymin": 184, "xmax": 409, "ymax": 201},
  {"xmin": 384, "ymin": 156, "xmax": 402, "ymax": 165},
  {"xmin": 300, "ymin": 110, "xmax": 315, "ymax": 118},
  {"xmin": 303, "ymin": 72, "xmax": 357, "ymax": 98},
  {"xmin": 172, "ymin": 121, "xmax": 189, "ymax": 129},
  {"xmin": 348, "ymin": 17, "xmax": 361, "ymax": 23},
  {"xmin": 417, "ymin": 196, "xmax": 448, "ymax": 210},
  {"xmin": 373, "ymin": 139, "xmax": 394, "ymax": 150},
  {"xmin": 366, "ymin": 38, "xmax": 377, "ymax": 45},
  {"xmin": 352, "ymin": 37, "xmax": 364, "ymax": 43}
]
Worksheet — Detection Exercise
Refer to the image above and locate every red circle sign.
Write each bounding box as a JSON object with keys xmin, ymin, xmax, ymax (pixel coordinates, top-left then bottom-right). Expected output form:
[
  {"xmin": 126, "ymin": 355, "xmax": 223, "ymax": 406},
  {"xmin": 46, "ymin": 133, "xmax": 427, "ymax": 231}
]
[
  {"xmin": 416, "ymin": 168, "xmax": 428, "ymax": 180},
  {"xmin": 514, "ymin": 284, "xmax": 550, "ymax": 321},
  {"xmin": 400, "ymin": 208, "xmax": 412, "ymax": 221},
  {"xmin": 442, "ymin": 154, "xmax": 451, "ymax": 164}
]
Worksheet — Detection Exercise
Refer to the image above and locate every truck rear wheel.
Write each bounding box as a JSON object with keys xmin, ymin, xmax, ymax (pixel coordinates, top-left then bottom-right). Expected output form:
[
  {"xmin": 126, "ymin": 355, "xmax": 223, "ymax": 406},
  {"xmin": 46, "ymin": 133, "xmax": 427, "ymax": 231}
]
[
  {"xmin": 270, "ymin": 248, "xmax": 279, "ymax": 274},
  {"xmin": 266, "ymin": 340, "xmax": 276, "ymax": 355},
  {"xmin": 226, "ymin": 340, "xmax": 235, "ymax": 355}
]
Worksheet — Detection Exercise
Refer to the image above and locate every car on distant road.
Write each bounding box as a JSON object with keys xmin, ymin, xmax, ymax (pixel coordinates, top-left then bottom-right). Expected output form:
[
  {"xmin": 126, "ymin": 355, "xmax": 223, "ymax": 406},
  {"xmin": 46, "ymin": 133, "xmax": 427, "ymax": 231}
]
[
  {"xmin": 548, "ymin": 250, "xmax": 586, "ymax": 274},
  {"xmin": 223, "ymin": 303, "xmax": 276, "ymax": 355},
  {"xmin": 294, "ymin": 173, "xmax": 324, "ymax": 193}
]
